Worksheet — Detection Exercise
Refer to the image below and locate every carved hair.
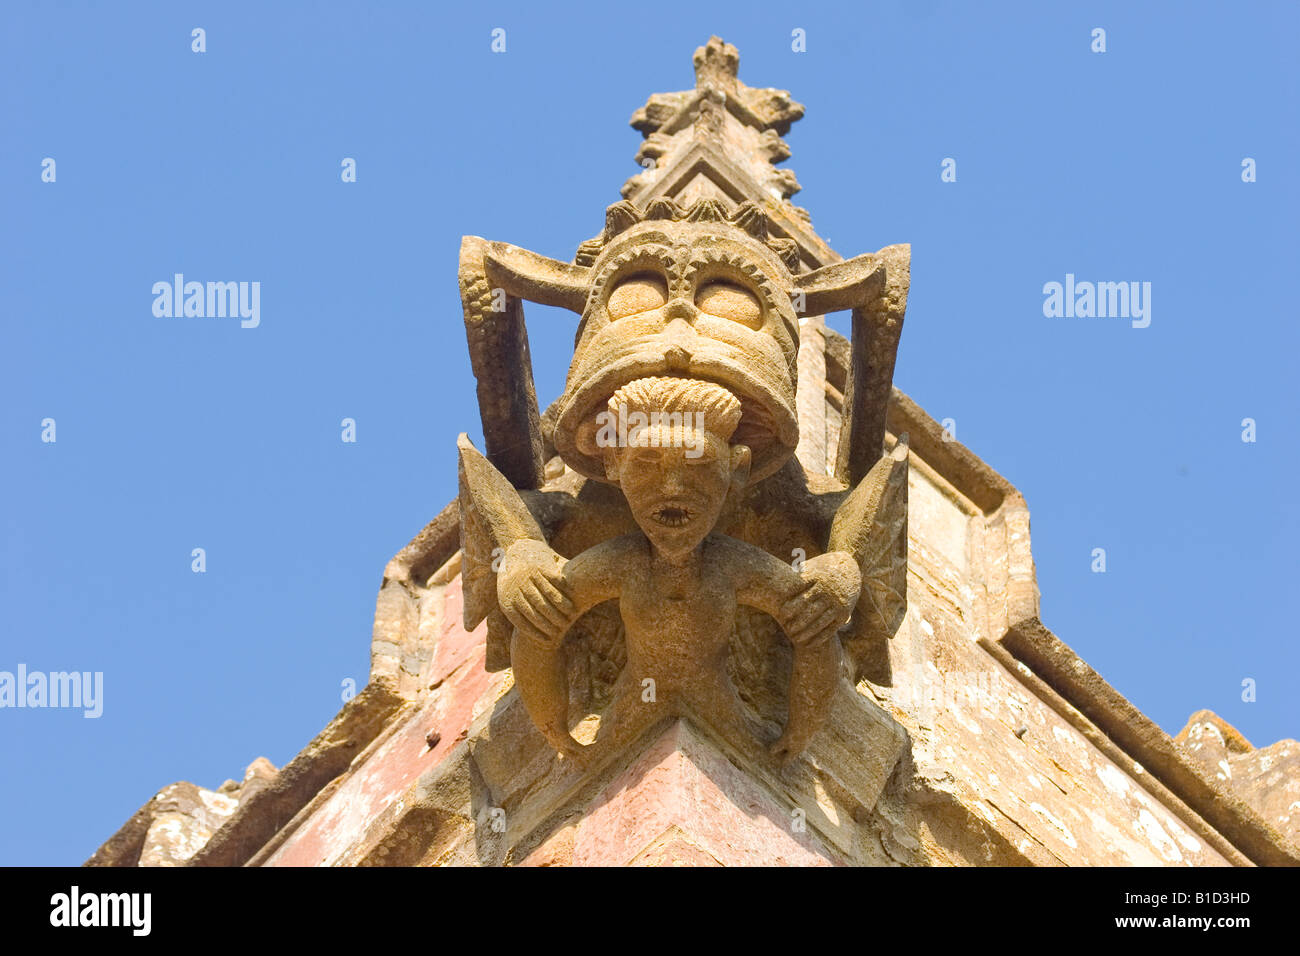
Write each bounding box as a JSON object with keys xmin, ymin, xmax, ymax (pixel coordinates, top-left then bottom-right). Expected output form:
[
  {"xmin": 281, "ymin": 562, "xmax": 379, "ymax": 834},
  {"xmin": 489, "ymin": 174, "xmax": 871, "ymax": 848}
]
[{"xmin": 608, "ymin": 376, "xmax": 743, "ymax": 443}]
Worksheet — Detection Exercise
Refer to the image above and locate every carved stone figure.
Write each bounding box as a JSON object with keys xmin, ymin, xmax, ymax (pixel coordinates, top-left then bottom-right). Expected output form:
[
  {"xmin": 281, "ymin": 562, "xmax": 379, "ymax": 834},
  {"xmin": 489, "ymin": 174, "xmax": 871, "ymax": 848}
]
[
  {"xmin": 455, "ymin": 41, "xmax": 911, "ymax": 768},
  {"xmin": 463, "ymin": 375, "xmax": 862, "ymax": 765}
]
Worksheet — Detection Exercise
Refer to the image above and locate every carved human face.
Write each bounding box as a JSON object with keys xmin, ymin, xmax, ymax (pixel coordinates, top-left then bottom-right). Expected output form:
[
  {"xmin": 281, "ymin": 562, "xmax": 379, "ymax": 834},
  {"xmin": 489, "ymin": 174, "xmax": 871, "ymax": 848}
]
[
  {"xmin": 559, "ymin": 220, "xmax": 799, "ymax": 485},
  {"xmin": 610, "ymin": 427, "xmax": 750, "ymax": 561}
]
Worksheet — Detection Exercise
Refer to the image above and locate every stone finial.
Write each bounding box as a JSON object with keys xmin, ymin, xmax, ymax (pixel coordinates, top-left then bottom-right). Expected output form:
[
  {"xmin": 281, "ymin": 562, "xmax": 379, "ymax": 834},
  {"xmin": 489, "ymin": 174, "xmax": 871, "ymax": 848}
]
[
  {"xmin": 630, "ymin": 36, "xmax": 806, "ymax": 138},
  {"xmin": 624, "ymin": 37, "xmax": 814, "ymax": 220},
  {"xmin": 692, "ymin": 36, "xmax": 740, "ymax": 94}
]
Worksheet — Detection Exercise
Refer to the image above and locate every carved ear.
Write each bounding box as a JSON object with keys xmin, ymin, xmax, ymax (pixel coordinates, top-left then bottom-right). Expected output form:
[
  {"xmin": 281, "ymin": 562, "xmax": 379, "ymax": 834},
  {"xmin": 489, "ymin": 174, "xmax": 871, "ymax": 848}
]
[
  {"xmin": 481, "ymin": 241, "xmax": 592, "ymax": 314},
  {"xmin": 729, "ymin": 444, "xmax": 752, "ymax": 491},
  {"xmin": 574, "ymin": 419, "xmax": 603, "ymax": 460},
  {"xmin": 792, "ymin": 252, "xmax": 887, "ymax": 315}
]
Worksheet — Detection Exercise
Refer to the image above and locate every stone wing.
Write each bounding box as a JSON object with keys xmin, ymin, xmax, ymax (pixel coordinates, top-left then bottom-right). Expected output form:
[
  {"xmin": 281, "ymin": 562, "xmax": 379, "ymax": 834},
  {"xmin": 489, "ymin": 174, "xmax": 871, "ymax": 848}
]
[
  {"xmin": 457, "ymin": 433, "xmax": 547, "ymax": 663},
  {"xmin": 827, "ymin": 436, "xmax": 909, "ymax": 682}
]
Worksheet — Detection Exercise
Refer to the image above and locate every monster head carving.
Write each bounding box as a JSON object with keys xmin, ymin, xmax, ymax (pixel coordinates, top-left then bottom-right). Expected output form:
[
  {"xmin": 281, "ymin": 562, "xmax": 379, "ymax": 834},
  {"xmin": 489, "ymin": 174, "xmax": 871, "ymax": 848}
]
[
  {"xmin": 470, "ymin": 197, "xmax": 889, "ymax": 486},
  {"xmin": 559, "ymin": 198, "xmax": 801, "ymax": 483}
]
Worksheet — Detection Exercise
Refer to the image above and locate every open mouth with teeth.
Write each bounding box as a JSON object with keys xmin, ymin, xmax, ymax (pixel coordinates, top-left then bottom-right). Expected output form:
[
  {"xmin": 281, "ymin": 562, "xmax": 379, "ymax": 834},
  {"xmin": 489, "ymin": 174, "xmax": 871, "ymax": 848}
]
[{"xmin": 652, "ymin": 505, "xmax": 694, "ymax": 527}]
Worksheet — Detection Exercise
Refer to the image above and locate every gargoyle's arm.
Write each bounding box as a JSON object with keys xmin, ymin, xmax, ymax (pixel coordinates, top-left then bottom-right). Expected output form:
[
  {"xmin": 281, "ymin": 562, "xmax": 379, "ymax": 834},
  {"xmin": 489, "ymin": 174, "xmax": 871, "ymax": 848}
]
[
  {"xmin": 716, "ymin": 534, "xmax": 815, "ymax": 618},
  {"xmin": 504, "ymin": 534, "xmax": 636, "ymax": 762},
  {"xmin": 719, "ymin": 534, "xmax": 858, "ymax": 765},
  {"xmin": 719, "ymin": 534, "xmax": 860, "ymax": 645},
  {"xmin": 559, "ymin": 535, "xmax": 640, "ymax": 617}
]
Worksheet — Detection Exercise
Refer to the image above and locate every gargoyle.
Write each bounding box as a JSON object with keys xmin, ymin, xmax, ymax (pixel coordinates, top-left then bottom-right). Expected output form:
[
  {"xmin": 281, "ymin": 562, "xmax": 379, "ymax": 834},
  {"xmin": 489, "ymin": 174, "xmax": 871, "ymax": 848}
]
[
  {"xmin": 456, "ymin": 197, "xmax": 910, "ymax": 762},
  {"xmin": 460, "ymin": 376, "xmax": 860, "ymax": 764}
]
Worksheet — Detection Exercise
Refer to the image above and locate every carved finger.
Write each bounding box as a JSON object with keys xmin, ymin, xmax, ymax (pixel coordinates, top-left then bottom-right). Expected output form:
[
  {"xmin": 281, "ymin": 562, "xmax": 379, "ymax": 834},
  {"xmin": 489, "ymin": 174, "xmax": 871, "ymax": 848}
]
[
  {"xmin": 810, "ymin": 606, "xmax": 844, "ymax": 636},
  {"xmin": 780, "ymin": 592, "xmax": 816, "ymax": 626},
  {"xmin": 524, "ymin": 582, "xmax": 568, "ymax": 631},
  {"xmin": 785, "ymin": 595, "xmax": 831, "ymax": 635},
  {"xmin": 790, "ymin": 607, "xmax": 841, "ymax": 646},
  {"xmin": 499, "ymin": 596, "xmax": 530, "ymax": 631},
  {"xmin": 514, "ymin": 595, "xmax": 560, "ymax": 637},
  {"xmin": 780, "ymin": 589, "xmax": 814, "ymax": 621},
  {"xmin": 534, "ymin": 575, "xmax": 576, "ymax": 616}
]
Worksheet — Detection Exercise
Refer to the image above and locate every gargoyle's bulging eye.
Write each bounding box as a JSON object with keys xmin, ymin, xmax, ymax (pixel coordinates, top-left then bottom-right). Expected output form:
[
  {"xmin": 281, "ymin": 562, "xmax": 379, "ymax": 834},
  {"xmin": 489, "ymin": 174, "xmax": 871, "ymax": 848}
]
[
  {"xmin": 695, "ymin": 281, "xmax": 763, "ymax": 329},
  {"xmin": 607, "ymin": 274, "xmax": 668, "ymax": 320}
]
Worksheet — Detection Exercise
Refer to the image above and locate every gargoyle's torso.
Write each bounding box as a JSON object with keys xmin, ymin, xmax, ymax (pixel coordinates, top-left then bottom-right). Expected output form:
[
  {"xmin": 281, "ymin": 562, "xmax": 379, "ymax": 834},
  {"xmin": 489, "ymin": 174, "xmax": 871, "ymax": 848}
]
[{"xmin": 612, "ymin": 534, "xmax": 739, "ymax": 696}]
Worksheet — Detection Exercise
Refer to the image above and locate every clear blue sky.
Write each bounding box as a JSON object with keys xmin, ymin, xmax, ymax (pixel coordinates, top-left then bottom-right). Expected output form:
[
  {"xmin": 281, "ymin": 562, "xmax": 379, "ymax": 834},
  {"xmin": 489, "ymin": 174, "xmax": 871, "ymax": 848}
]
[{"xmin": 3, "ymin": 1, "xmax": 1296, "ymax": 865}]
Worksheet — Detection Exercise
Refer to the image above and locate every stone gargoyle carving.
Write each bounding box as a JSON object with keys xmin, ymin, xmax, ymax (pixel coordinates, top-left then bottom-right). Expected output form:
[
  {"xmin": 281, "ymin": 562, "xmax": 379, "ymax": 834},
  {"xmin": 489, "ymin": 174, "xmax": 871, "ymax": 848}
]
[{"xmin": 456, "ymin": 197, "xmax": 910, "ymax": 766}]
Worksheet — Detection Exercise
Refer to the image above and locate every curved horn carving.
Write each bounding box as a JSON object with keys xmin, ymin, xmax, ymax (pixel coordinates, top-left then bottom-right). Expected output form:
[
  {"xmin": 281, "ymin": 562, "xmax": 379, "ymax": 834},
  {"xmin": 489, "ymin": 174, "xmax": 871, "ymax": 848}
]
[
  {"xmin": 482, "ymin": 241, "xmax": 592, "ymax": 314},
  {"xmin": 793, "ymin": 252, "xmax": 887, "ymax": 315}
]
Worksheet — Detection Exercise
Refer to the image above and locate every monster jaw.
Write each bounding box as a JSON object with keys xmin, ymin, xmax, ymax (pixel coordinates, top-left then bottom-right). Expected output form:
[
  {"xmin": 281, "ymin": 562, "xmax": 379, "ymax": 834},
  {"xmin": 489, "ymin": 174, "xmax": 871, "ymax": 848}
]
[{"xmin": 556, "ymin": 349, "xmax": 798, "ymax": 485}]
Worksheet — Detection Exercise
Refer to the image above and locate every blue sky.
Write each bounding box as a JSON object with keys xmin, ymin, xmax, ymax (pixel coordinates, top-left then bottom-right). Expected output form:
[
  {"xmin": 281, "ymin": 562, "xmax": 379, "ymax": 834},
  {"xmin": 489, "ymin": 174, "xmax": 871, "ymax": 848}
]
[{"xmin": 3, "ymin": 1, "xmax": 1296, "ymax": 865}]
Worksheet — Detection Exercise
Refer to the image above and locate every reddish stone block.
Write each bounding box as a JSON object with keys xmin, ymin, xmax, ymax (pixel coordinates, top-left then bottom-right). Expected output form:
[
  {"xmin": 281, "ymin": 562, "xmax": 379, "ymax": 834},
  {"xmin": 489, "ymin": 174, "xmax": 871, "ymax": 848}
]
[
  {"xmin": 572, "ymin": 721, "xmax": 838, "ymax": 866},
  {"xmin": 267, "ymin": 598, "xmax": 495, "ymax": 866},
  {"xmin": 517, "ymin": 823, "xmax": 577, "ymax": 867},
  {"xmin": 429, "ymin": 578, "xmax": 486, "ymax": 689},
  {"xmin": 628, "ymin": 827, "xmax": 724, "ymax": 866}
]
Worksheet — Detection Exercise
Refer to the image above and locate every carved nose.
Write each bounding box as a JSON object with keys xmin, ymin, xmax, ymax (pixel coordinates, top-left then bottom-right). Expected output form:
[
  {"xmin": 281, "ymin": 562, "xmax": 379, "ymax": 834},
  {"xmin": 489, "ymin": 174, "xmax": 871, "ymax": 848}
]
[
  {"xmin": 662, "ymin": 461, "xmax": 688, "ymax": 495},
  {"xmin": 664, "ymin": 298, "xmax": 697, "ymax": 323},
  {"xmin": 662, "ymin": 313, "xmax": 695, "ymax": 373}
]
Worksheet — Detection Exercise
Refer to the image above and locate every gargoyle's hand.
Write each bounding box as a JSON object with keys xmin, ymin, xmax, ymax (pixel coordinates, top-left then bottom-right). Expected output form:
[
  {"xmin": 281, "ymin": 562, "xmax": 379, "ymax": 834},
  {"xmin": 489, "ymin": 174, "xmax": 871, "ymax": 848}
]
[
  {"xmin": 780, "ymin": 551, "xmax": 862, "ymax": 647},
  {"xmin": 497, "ymin": 539, "xmax": 577, "ymax": 647}
]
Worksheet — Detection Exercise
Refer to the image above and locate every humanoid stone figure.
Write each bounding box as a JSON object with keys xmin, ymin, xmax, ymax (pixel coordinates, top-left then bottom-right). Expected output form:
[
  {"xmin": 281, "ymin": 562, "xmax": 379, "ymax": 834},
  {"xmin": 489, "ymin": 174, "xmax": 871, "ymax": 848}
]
[{"xmin": 497, "ymin": 376, "xmax": 861, "ymax": 764}]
